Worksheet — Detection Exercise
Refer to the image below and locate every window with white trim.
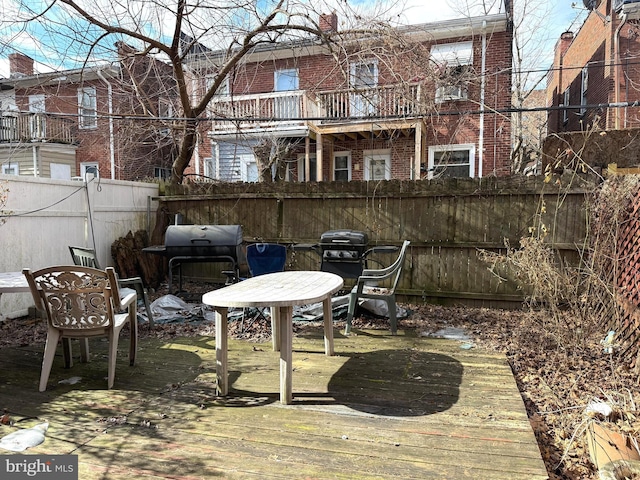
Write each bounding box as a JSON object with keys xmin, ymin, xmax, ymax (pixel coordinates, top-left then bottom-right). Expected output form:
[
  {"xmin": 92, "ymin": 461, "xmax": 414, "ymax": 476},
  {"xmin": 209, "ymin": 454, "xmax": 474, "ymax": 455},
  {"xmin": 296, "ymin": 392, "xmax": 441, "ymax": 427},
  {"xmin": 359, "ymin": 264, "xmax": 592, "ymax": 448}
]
[
  {"xmin": 350, "ymin": 60, "xmax": 378, "ymax": 116},
  {"xmin": 80, "ymin": 162, "xmax": 99, "ymax": 180},
  {"xmin": 427, "ymin": 144, "xmax": 475, "ymax": 179},
  {"xmin": 240, "ymin": 154, "xmax": 258, "ymax": 182},
  {"xmin": 563, "ymin": 87, "xmax": 570, "ymax": 124},
  {"xmin": 431, "ymin": 41, "xmax": 473, "ymax": 103},
  {"xmin": 206, "ymin": 75, "xmax": 229, "ymax": 96},
  {"xmin": 78, "ymin": 87, "xmax": 97, "ymax": 129},
  {"xmin": 154, "ymin": 167, "xmax": 171, "ymax": 180},
  {"xmin": 580, "ymin": 67, "xmax": 588, "ymax": 116},
  {"xmin": 364, "ymin": 150, "xmax": 391, "ymax": 181},
  {"xmin": 297, "ymin": 154, "xmax": 317, "ymax": 182},
  {"xmin": 2, "ymin": 162, "xmax": 18, "ymax": 175},
  {"xmin": 333, "ymin": 152, "xmax": 351, "ymax": 181}
]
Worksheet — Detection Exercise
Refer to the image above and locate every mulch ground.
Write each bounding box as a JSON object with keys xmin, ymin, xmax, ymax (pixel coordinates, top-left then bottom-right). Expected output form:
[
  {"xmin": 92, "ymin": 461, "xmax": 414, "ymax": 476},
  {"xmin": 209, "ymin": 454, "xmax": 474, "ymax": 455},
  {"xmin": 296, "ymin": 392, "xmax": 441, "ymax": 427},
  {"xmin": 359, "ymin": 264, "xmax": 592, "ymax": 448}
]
[{"xmin": 2, "ymin": 279, "xmax": 639, "ymax": 480}]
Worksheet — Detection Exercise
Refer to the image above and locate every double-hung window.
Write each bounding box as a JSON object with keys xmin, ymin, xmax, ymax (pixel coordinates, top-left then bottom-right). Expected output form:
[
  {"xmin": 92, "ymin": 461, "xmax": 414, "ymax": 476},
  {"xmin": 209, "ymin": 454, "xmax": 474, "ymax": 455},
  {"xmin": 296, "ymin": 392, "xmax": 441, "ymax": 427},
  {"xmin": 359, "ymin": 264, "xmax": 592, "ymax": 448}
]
[
  {"xmin": 580, "ymin": 67, "xmax": 588, "ymax": 116},
  {"xmin": 563, "ymin": 88, "xmax": 570, "ymax": 125},
  {"xmin": 78, "ymin": 86, "xmax": 97, "ymax": 129},
  {"xmin": 431, "ymin": 41, "xmax": 473, "ymax": 103},
  {"xmin": 350, "ymin": 60, "xmax": 378, "ymax": 116},
  {"xmin": 334, "ymin": 152, "xmax": 351, "ymax": 181},
  {"xmin": 427, "ymin": 144, "xmax": 475, "ymax": 179}
]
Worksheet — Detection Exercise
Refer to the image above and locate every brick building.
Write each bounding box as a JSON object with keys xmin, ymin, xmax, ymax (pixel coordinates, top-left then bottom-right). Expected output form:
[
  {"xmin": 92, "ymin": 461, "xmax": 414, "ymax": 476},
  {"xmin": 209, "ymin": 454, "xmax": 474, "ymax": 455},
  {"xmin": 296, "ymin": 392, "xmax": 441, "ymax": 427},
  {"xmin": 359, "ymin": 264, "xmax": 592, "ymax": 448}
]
[
  {"xmin": 547, "ymin": 0, "xmax": 640, "ymax": 134},
  {"xmin": 0, "ymin": 45, "xmax": 176, "ymax": 181},
  {"xmin": 183, "ymin": 9, "xmax": 514, "ymax": 182}
]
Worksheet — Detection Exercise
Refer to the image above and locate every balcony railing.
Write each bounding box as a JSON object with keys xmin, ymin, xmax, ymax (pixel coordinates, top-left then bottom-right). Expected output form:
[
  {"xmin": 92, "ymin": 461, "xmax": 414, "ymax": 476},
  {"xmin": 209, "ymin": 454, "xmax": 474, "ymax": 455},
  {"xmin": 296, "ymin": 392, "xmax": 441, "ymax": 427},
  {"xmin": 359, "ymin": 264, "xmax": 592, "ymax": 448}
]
[
  {"xmin": 209, "ymin": 91, "xmax": 321, "ymax": 133},
  {"xmin": 208, "ymin": 84, "xmax": 423, "ymax": 133},
  {"xmin": 316, "ymin": 84, "xmax": 422, "ymax": 120},
  {"xmin": 0, "ymin": 112, "xmax": 76, "ymax": 144}
]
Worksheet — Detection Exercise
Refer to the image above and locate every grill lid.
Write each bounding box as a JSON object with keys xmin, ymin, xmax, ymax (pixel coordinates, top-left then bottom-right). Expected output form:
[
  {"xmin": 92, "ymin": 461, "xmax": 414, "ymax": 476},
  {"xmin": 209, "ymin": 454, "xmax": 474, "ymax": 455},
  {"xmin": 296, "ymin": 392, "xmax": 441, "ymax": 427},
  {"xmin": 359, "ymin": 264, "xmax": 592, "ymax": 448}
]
[
  {"xmin": 165, "ymin": 225, "xmax": 242, "ymax": 247},
  {"xmin": 319, "ymin": 229, "xmax": 368, "ymax": 247}
]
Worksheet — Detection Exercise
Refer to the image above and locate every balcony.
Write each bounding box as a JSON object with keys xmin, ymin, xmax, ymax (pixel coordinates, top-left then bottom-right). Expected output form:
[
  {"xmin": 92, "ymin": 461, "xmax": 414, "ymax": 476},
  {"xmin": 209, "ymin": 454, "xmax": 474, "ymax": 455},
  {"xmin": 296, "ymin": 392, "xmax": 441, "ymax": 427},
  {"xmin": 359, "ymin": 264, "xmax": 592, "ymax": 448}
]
[
  {"xmin": 0, "ymin": 112, "xmax": 76, "ymax": 144},
  {"xmin": 316, "ymin": 83, "xmax": 422, "ymax": 120},
  {"xmin": 208, "ymin": 84, "xmax": 423, "ymax": 135}
]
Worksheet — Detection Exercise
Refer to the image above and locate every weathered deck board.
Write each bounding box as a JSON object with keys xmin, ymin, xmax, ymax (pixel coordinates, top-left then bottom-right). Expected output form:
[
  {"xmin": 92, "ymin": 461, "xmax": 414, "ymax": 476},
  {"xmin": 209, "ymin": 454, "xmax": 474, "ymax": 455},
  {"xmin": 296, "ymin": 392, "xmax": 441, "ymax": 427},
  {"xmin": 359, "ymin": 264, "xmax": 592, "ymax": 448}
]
[{"xmin": 0, "ymin": 327, "xmax": 548, "ymax": 479}]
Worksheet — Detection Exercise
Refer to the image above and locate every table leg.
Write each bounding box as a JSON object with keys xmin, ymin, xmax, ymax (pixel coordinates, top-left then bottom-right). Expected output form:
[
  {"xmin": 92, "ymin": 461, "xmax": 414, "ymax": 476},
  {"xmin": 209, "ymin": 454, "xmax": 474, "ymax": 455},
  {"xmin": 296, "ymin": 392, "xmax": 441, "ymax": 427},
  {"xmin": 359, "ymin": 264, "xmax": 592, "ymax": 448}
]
[
  {"xmin": 271, "ymin": 306, "xmax": 280, "ymax": 352},
  {"xmin": 279, "ymin": 305, "xmax": 293, "ymax": 405},
  {"xmin": 322, "ymin": 297, "xmax": 334, "ymax": 356},
  {"xmin": 215, "ymin": 307, "xmax": 229, "ymax": 396}
]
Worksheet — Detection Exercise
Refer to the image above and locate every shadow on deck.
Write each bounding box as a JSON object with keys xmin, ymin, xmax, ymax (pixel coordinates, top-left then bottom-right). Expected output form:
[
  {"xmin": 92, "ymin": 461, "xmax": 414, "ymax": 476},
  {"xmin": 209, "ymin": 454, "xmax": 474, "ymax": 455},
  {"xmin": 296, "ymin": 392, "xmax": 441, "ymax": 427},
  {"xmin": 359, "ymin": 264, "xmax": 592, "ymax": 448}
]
[{"xmin": 0, "ymin": 327, "xmax": 548, "ymax": 479}]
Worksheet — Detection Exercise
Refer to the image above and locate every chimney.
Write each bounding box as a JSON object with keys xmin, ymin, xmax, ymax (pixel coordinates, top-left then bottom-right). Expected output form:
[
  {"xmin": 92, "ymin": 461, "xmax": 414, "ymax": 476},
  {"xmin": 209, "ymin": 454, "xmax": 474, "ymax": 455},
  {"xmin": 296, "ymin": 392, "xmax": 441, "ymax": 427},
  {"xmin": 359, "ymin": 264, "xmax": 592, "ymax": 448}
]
[
  {"xmin": 8, "ymin": 53, "xmax": 34, "ymax": 77},
  {"xmin": 558, "ymin": 31, "xmax": 574, "ymax": 57},
  {"xmin": 319, "ymin": 13, "xmax": 338, "ymax": 33}
]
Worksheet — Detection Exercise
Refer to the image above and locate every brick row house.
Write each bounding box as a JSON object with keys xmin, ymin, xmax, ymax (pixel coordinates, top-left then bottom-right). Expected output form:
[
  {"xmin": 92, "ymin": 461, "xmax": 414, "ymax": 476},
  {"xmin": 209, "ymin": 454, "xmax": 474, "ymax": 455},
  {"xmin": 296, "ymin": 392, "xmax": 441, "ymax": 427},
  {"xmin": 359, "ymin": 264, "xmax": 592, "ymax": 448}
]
[
  {"xmin": 183, "ymin": 10, "xmax": 514, "ymax": 183},
  {"xmin": 547, "ymin": 0, "xmax": 640, "ymax": 134},
  {"xmin": 0, "ymin": 44, "xmax": 176, "ymax": 181}
]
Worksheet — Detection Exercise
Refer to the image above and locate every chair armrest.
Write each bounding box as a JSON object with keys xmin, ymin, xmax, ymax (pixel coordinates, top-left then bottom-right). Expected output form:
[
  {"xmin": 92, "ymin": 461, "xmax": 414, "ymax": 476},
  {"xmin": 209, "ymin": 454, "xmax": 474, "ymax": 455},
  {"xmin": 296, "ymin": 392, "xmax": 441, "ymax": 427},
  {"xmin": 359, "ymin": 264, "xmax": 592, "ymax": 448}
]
[
  {"xmin": 117, "ymin": 292, "xmax": 137, "ymax": 311},
  {"xmin": 118, "ymin": 277, "xmax": 144, "ymax": 287}
]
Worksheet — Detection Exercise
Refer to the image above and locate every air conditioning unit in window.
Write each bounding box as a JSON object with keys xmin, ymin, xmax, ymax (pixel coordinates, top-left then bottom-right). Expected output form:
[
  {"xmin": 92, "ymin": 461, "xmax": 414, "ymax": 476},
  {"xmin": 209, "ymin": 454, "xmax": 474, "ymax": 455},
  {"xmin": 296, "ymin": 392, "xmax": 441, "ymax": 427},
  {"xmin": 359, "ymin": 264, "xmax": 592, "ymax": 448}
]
[
  {"xmin": 436, "ymin": 85, "xmax": 468, "ymax": 103},
  {"xmin": 614, "ymin": 0, "xmax": 640, "ymax": 18}
]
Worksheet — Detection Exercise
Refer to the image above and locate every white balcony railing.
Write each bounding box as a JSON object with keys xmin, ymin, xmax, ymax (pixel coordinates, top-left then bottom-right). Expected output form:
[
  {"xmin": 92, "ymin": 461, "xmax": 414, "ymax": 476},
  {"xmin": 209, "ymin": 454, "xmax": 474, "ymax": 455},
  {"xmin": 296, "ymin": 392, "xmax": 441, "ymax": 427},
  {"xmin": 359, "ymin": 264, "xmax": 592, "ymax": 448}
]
[
  {"xmin": 0, "ymin": 112, "xmax": 75, "ymax": 144},
  {"xmin": 208, "ymin": 84, "xmax": 422, "ymax": 133}
]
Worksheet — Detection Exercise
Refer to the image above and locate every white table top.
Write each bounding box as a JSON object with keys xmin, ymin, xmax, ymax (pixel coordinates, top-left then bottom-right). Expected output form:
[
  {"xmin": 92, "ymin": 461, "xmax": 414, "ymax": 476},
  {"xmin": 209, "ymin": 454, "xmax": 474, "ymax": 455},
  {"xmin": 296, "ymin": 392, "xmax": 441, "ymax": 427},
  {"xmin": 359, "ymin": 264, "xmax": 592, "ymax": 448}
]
[
  {"xmin": 0, "ymin": 271, "xmax": 29, "ymax": 293},
  {"xmin": 202, "ymin": 271, "xmax": 344, "ymax": 308}
]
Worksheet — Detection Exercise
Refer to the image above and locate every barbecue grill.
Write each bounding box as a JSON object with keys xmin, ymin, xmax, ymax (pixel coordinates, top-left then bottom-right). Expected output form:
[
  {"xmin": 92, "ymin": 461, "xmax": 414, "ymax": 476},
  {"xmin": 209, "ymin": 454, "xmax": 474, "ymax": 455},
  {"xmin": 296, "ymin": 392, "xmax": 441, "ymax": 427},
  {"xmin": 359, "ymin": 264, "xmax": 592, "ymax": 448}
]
[
  {"xmin": 295, "ymin": 229, "xmax": 397, "ymax": 279},
  {"xmin": 143, "ymin": 224, "xmax": 244, "ymax": 293}
]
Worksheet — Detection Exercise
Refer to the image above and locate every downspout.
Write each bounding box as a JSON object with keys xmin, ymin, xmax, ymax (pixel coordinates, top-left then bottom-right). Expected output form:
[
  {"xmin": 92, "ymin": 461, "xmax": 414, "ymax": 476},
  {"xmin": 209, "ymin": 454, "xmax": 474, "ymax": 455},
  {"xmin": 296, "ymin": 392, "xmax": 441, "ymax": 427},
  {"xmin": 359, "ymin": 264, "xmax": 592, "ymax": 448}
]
[
  {"xmin": 478, "ymin": 20, "xmax": 487, "ymax": 178},
  {"xmin": 191, "ymin": 76, "xmax": 200, "ymax": 176},
  {"xmin": 97, "ymin": 69, "xmax": 115, "ymax": 179},
  {"xmin": 614, "ymin": 14, "xmax": 627, "ymax": 129}
]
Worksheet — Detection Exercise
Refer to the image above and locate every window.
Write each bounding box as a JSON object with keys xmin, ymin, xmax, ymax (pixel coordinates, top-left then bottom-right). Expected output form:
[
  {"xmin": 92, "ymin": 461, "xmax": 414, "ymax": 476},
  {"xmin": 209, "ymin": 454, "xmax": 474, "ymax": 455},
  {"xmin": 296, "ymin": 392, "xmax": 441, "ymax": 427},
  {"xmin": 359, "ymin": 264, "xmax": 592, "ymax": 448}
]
[
  {"xmin": 297, "ymin": 154, "xmax": 317, "ymax": 182},
  {"xmin": 158, "ymin": 99, "xmax": 173, "ymax": 135},
  {"xmin": 240, "ymin": 154, "xmax": 258, "ymax": 182},
  {"xmin": 28, "ymin": 94, "xmax": 46, "ymax": 138},
  {"xmin": 334, "ymin": 152, "xmax": 351, "ymax": 181},
  {"xmin": 350, "ymin": 60, "xmax": 378, "ymax": 116},
  {"xmin": 431, "ymin": 42, "xmax": 473, "ymax": 103},
  {"xmin": 80, "ymin": 162, "xmax": 99, "ymax": 180},
  {"xmin": 563, "ymin": 87, "xmax": 570, "ymax": 124},
  {"xmin": 204, "ymin": 157, "xmax": 216, "ymax": 180},
  {"xmin": 2, "ymin": 162, "xmax": 18, "ymax": 175},
  {"xmin": 206, "ymin": 75, "xmax": 229, "ymax": 96},
  {"xmin": 427, "ymin": 144, "xmax": 475, "ymax": 179},
  {"xmin": 28, "ymin": 95, "xmax": 45, "ymax": 113},
  {"xmin": 154, "ymin": 167, "xmax": 171, "ymax": 180},
  {"xmin": 364, "ymin": 150, "xmax": 391, "ymax": 181},
  {"xmin": 580, "ymin": 67, "xmax": 588, "ymax": 116},
  {"xmin": 274, "ymin": 69, "xmax": 299, "ymax": 118},
  {"xmin": 78, "ymin": 87, "xmax": 97, "ymax": 129}
]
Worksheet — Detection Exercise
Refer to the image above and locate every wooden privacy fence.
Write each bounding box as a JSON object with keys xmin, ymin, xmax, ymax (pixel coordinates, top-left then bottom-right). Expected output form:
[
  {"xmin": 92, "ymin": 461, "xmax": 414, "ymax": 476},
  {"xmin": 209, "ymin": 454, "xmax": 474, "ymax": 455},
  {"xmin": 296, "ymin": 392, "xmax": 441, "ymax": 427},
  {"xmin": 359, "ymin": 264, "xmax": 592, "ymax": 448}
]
[{"xmin": 156, "ymin": 176, "xmax": 594, "ymax": 309}]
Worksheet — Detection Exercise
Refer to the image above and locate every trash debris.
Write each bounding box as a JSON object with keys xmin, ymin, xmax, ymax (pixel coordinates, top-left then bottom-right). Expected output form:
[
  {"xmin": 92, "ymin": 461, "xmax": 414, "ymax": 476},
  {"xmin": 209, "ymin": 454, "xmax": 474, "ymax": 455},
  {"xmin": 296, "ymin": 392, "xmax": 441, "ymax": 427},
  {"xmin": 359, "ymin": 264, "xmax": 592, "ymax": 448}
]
[
  {"xmin": 424, "ymin": 327, "xmax": 472, "ymax": 342},
  {"xmin": 0, "ymin": 422, "xmax": 48, "ymax": 452},
  {"xmin": 601, "ymin": 330, "xmax": 616, "ymax": 353},
  {"xmin": 58, "ymin": 376, "xmax": 82, "ymax": 385},
  {"xmin": 585, "ymin": 399, "xmax": 613, "ymax": 418},
  {"xmin": 150, "ymin": 295, "xmax": 207, "ymax": 324},
  {"xmin": 460, "ymin": 342, "xmax": 475, "ymax": 350}
]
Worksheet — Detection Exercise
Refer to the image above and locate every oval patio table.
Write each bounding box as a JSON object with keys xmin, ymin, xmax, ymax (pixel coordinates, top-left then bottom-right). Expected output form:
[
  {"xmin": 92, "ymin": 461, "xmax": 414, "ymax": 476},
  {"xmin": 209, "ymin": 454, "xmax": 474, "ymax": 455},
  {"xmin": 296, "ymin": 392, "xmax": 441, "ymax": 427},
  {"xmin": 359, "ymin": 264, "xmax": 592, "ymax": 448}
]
[{"xmin": 202, "ymin": 271, "xmax": 344, "ymax": 405}]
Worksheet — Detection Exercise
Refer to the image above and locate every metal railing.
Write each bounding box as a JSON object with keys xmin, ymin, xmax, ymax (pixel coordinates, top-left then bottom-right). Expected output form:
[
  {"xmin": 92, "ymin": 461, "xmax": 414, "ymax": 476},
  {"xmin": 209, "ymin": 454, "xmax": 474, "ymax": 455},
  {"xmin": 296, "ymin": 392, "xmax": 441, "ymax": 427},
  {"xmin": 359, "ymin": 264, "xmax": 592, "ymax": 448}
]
[{"xmin": 0, "ymin": 112, "xmax": 76, "ymax": 144}]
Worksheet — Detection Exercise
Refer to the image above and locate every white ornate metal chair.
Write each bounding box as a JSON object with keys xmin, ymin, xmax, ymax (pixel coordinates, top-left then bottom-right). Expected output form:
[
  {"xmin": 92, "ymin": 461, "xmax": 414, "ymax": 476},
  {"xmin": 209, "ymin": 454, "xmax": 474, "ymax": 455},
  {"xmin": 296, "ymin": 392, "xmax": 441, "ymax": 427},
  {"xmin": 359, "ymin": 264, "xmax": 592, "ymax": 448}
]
[
  {"xmin": 23, "ymin": 265, "xmax": 138, "ymax": 391},
  {"xmin": 344, "ymin": 240, "xmax": 410, "ymax": 335}
]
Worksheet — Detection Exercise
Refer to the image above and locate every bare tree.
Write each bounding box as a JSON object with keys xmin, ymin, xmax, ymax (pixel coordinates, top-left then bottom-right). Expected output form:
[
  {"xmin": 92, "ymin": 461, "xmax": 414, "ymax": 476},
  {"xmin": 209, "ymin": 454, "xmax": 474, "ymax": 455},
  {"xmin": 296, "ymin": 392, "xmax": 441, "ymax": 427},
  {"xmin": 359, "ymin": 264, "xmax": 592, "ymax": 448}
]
[{"xmin": 3, "ymin": 0, "xmax": 353, "ymax": 183}]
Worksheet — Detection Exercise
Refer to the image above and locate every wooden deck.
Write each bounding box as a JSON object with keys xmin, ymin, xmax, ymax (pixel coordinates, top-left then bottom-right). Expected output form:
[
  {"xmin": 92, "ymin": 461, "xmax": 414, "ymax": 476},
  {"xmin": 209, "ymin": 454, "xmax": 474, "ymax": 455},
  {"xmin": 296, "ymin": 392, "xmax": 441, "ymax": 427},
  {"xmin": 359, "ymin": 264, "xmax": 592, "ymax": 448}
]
[{"xmin": 0, "ymin": 327, "xmax": 548, "ymax": 479}]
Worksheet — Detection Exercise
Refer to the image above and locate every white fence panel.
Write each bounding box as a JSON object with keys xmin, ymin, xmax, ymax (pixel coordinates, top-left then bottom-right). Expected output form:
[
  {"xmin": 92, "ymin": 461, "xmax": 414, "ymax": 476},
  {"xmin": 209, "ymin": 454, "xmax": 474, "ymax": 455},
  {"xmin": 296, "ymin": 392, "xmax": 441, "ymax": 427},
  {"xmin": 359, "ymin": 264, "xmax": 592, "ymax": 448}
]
[{"xmin": 0, "ymin": 174, "xmax": 158, "ymax": 317}]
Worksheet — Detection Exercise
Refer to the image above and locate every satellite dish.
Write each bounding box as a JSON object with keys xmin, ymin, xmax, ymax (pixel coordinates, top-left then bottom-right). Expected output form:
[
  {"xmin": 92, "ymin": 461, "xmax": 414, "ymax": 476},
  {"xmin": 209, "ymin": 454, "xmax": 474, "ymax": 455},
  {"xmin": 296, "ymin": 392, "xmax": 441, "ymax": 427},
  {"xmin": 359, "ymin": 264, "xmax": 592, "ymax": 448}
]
[{"xmin": 583, "ymin": 0, "xmax": 599, "ymax": 10}]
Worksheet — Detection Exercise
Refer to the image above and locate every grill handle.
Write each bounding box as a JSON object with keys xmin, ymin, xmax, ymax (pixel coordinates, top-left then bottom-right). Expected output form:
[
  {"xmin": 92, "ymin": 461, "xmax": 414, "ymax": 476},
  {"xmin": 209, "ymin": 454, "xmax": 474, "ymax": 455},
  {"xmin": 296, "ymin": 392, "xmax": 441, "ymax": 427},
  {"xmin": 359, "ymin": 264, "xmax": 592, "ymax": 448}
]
[{"xmin": 190, "ymin": 238, "xmax": 212, "ymax": 244}]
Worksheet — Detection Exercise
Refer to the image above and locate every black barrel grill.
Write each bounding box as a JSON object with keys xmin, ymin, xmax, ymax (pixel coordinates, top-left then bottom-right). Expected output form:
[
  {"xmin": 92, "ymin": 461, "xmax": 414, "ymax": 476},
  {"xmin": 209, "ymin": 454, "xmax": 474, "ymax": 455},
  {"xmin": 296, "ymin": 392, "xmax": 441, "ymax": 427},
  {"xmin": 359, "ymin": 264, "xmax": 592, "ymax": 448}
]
[{"xmin": 143, "ymin": 224, "xmax": 243, "ymax": 293}]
